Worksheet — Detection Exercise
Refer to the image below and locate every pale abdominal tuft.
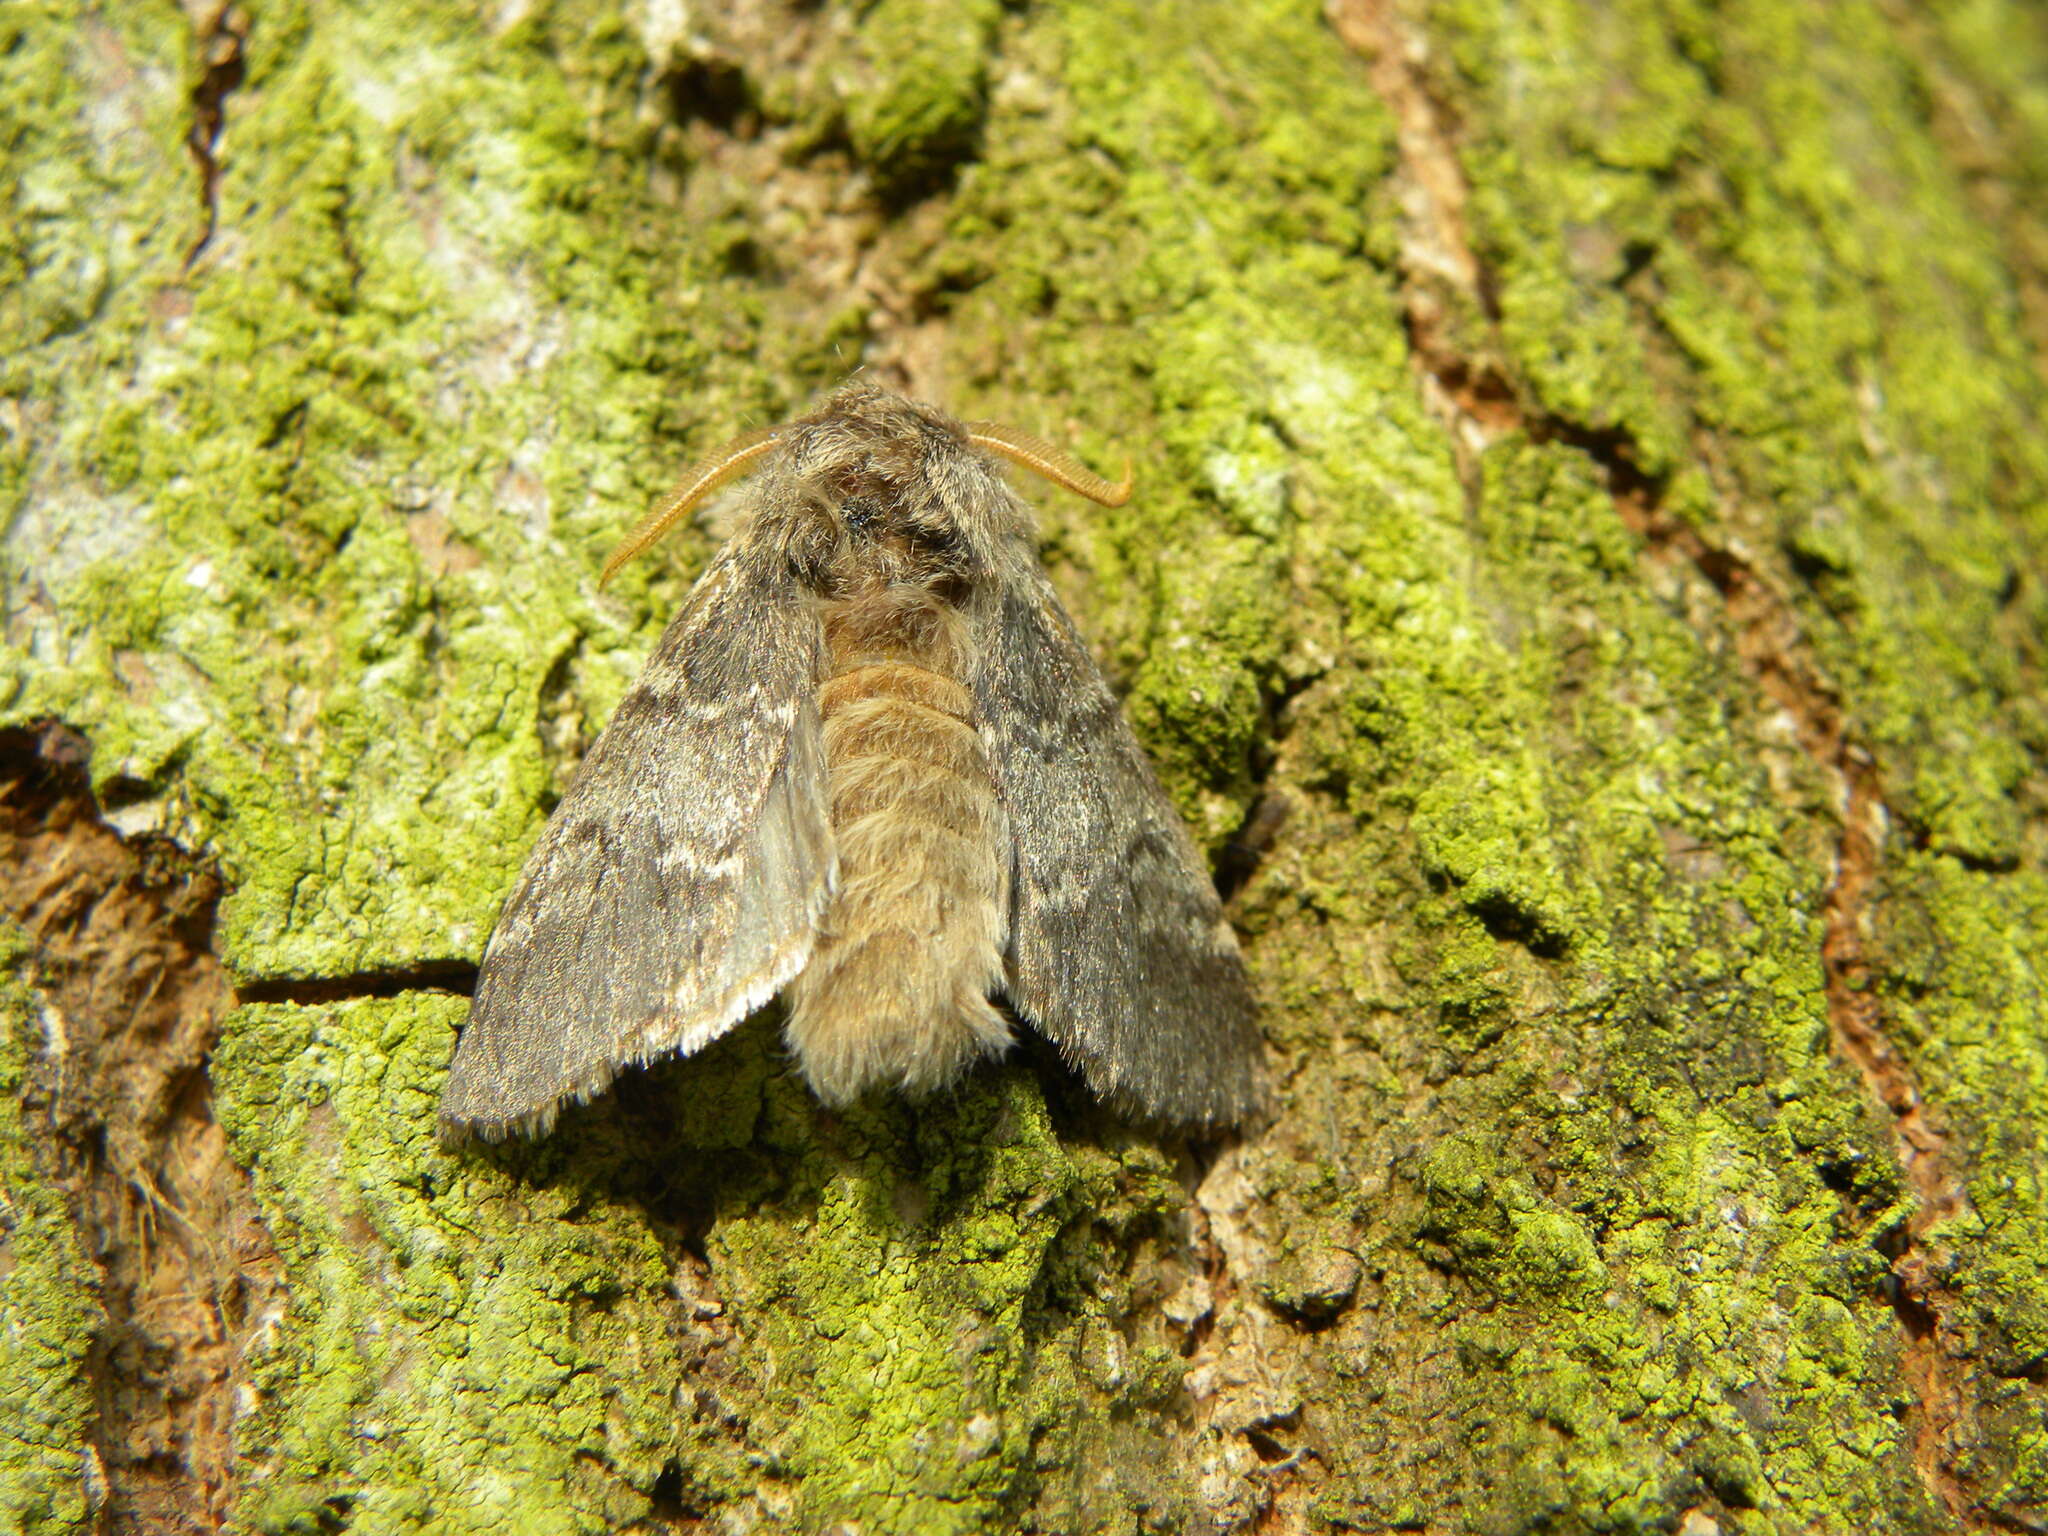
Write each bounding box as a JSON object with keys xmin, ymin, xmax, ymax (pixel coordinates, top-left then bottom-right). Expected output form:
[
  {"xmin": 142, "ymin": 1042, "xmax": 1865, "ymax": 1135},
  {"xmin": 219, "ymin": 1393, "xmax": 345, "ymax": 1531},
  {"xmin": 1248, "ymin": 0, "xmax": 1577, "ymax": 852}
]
[{"xmin": 784, "ymin": 615, "xmax": 1013, "ymax": 1103}]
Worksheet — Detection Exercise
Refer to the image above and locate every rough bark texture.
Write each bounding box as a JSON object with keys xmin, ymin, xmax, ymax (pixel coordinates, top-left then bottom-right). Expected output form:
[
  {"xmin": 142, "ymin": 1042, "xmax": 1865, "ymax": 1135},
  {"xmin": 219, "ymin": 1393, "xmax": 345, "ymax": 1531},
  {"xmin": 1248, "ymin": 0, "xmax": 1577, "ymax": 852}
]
[{"xmin": 3, "ymin": 1, "xmax": 2047, "ymax": 1532}]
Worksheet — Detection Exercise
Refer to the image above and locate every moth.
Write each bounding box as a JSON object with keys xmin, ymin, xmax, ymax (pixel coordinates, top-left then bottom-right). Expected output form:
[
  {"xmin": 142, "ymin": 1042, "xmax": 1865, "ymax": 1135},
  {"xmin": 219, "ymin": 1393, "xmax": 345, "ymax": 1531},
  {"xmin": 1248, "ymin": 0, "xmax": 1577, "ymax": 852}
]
[{"xmin": 439, "ymin": 383, "xmax": 1263, "ymax": 1138}]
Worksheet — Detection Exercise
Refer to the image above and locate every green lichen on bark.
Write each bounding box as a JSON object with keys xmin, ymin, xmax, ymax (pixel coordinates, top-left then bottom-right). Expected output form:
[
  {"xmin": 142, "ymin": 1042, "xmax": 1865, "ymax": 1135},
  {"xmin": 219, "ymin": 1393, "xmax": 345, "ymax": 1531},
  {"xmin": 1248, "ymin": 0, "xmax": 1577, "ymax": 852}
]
[
  {"xmin": 691, "ymin": 1070, "xmax": 1087, "ymax": 1532},
  {"xmin": 843, "ymin": 0, "xmax": 1002, "ymax": 198},
  {"xmin": 212, "ymin": 993, "xmax": 687, "ymax": 1532},
  {"xmin": 940, "ymin": 5, "xmax": 1951, "ymax": 1517},
  {"xmin": 0, "ymin": 932, "xmax": 106, "ymax": 1536},
  {"xmin": 1431, "ymin": 0, "xmax": 2048, "ymax": 864},
  {"xmin": 7, "ymin": 0, "xmax": 2048, "ymax": 1528},
  {"xmin": 2, "ymin": 0, "xmax": 778, "ymax": 986},
  {"xmin": 1405, "ymin": 0, "xmax": 2048, "ymax": 1525}
]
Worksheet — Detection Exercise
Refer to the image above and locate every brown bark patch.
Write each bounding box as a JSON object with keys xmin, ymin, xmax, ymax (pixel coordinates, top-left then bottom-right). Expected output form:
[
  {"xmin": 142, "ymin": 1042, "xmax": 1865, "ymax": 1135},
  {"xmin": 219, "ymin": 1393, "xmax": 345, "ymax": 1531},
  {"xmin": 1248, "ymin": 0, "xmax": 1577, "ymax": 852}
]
[{"xmin": 0, "ymin": 722, "xmax": 284, "ymax": 1536}]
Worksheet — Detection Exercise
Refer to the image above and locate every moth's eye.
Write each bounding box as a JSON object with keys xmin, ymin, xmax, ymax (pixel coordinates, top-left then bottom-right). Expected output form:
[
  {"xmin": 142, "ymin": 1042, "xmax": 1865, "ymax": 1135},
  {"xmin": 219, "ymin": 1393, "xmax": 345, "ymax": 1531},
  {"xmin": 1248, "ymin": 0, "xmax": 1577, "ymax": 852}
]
[{"xmin": 842, "ymin": 496, "xmax": 881, "ymax": 533}]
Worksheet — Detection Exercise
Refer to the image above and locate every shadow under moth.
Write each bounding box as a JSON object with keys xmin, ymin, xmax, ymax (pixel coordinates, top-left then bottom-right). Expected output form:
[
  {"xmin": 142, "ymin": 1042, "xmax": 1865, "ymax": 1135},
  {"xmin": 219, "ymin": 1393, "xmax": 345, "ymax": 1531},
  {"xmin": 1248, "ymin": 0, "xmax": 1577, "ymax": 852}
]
[{"xmin": 440, "ymin": 383, "xmax": 1264, "ymax": 1138}]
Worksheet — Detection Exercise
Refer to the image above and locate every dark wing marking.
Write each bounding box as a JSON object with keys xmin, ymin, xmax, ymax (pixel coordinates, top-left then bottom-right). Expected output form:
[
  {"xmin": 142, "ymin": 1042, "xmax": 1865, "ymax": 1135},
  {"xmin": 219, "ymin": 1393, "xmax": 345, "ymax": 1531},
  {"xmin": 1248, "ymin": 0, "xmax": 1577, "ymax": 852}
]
[
  {"xmin": 440, "ymin": 543, "xmax": 830, "ymax": 1138},
  {"xmin": 973, "ymin": 559, "xmax": 1265, "ymax": 1126}
]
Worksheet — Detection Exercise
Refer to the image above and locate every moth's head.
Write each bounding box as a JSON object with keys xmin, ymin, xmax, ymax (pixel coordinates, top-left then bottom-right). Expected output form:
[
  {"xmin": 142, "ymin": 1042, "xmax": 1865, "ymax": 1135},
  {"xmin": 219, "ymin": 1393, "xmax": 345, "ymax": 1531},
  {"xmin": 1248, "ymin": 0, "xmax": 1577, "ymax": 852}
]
[
  {"xmin": 599, "ymin": 383, "xmax": 1131, "ymax": 587},
  {"xmin": 786, "ymin": 383, "xmax": 972, "ymax": 518}
]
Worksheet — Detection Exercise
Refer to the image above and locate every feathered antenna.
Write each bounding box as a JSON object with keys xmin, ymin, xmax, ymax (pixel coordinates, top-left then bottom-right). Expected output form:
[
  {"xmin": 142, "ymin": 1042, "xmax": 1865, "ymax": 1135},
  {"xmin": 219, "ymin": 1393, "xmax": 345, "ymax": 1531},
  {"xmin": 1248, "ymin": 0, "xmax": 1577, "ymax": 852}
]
[
  {"xmin": 600, "ymin": 426, "xmax": 785, "ymax": 587},
  {"xmin": 964, "ymin": 422, "xmax": 1133, "ymax": 508}
]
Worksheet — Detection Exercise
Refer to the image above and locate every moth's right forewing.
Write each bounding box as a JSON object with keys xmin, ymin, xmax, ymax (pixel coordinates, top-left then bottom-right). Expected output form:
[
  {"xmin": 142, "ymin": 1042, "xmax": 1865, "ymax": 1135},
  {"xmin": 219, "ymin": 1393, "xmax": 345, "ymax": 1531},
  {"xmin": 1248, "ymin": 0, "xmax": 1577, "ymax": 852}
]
[
  {"xmin": 440, "ymin": 542, "xmax": 831, "ymax": 1139},
  {"xmin": 974, "ymin": 557, "xmax": 1266, "ymax": 1127}
]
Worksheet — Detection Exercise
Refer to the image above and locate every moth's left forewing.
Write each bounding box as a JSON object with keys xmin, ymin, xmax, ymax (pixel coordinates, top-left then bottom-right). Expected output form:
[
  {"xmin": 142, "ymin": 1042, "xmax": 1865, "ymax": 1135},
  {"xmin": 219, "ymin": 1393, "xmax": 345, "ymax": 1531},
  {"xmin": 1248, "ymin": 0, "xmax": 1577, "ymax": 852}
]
[{"xmin": 972, "ymin": 546, "xmax": 1267, "ymax": 1127}]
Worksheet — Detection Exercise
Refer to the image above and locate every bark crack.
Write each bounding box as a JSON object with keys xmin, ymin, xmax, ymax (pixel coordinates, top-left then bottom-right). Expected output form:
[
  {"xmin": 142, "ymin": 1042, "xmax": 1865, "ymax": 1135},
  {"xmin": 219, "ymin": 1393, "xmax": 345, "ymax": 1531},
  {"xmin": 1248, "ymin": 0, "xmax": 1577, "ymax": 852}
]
[
  {"xmin": 181, "ymin": 1, "xmax": 248, "ymax": 267},
  {"xmin": 236, "ymin": 960, "xmax": 477, "ymax": 1008},
  {"xmin": 1329, "ymin": 0, "xmax": 1986, "ymax": 1522}
]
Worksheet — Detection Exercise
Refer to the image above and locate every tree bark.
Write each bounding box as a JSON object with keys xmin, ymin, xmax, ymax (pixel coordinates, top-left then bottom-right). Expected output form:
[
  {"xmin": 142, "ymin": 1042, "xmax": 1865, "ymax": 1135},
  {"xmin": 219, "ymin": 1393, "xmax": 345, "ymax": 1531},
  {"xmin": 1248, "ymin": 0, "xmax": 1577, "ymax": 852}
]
[{"xmin": 4, "ymin": 0, "xmax": 2046, "ymax": 1531}]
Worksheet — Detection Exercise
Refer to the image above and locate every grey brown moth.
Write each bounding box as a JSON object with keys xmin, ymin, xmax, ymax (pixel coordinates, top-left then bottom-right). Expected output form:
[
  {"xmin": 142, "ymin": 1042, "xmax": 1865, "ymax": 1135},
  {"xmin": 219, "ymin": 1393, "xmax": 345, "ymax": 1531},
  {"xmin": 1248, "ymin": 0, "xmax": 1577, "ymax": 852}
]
[{"xmin": 439, "ymin": 383, "xmax": 1264, "ymax": 1138}]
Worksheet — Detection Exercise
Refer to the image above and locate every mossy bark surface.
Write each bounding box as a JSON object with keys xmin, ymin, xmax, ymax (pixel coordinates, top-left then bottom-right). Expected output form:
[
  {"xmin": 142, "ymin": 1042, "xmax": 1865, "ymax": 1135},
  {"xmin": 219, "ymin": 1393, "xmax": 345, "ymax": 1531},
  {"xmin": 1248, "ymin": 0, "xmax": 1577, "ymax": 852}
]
[{"xmin": 4, "ymin": 0, "xmax": 2047, "ymax": 1531}]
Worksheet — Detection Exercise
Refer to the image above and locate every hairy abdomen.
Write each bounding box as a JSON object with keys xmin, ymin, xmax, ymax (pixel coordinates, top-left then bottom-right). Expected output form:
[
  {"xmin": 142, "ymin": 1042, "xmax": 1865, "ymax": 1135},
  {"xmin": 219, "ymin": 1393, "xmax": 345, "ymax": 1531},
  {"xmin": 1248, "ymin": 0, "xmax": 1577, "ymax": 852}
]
[{"xmin": 784, "ymin": 601, "xmax": 1010, "ymax": 1103}]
